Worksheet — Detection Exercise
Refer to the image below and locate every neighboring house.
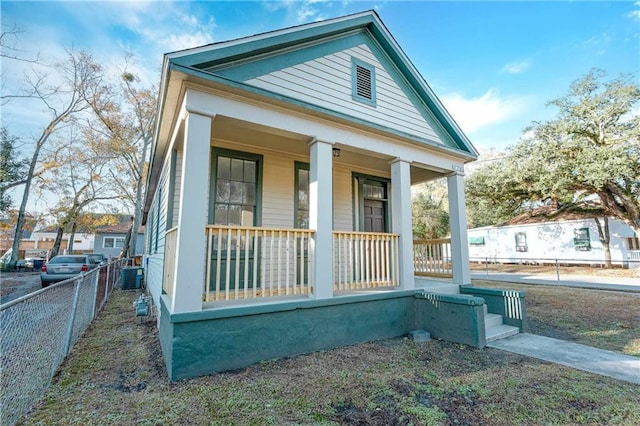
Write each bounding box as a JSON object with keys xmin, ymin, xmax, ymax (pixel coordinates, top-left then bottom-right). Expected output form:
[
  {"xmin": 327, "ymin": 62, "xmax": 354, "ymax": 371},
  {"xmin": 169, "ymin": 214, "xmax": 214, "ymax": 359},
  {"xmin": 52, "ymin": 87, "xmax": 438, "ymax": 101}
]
[
  {"xmin": 29, "ymin": 229, "xmax": 94, "ymax": 254},
  {"xmin": 468, "ymin": 216, "xmax": 640, "ymax": 268},
  {"xmin": 94, "ymin": 222, "xmax": 145, "ymax": 258},
  {"xmin": 143, "ymin": 11, "xmax": 524, "ymax": 381}
]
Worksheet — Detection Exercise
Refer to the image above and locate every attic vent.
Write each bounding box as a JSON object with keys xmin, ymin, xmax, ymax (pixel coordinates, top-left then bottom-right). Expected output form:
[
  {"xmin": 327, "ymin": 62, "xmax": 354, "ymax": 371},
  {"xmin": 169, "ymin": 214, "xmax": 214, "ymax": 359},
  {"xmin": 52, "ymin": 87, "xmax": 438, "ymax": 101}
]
[
  {"xmin": 352, "ymin": 58, "xmax": 376, "ymax": 106},
  {"xmin": 356, "ymin": 65, "xmax": 372, "ymax": 99}
]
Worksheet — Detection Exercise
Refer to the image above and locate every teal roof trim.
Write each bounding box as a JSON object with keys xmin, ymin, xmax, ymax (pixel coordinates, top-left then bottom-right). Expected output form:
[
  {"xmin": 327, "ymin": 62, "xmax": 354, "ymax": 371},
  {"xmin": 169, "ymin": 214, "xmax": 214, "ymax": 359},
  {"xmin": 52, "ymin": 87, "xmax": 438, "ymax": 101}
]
[
  {"xmin": 171, "ymin": 14, "xmax": 376, "ymax": 70},
  {"xmin": 171, "ymin": 62, "xmax": 474, "ymax": 159},
  {"xmin": 168, "ymin": 10, "xmax": 477, "ymax": 158}
]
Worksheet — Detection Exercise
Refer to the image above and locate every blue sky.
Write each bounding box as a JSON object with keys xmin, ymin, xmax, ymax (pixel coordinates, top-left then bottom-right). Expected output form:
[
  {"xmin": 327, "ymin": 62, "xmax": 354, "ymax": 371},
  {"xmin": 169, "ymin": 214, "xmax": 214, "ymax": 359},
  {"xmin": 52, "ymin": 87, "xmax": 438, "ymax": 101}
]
[{"xmin": 1, "ymin": 1, "xmax": 639, "ymax": 212}]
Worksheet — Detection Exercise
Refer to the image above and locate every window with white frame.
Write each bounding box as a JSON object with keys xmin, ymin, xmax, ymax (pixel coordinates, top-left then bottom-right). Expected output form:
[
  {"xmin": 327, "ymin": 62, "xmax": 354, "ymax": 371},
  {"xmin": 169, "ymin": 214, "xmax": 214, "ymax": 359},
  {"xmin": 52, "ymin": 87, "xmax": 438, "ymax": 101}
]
[
  {"xmin": 628, "ymin": 237, "xmax": 640, "ymax": 250},
  {"xmin": 103, "ymin": 237, "xmax": 126, "ymax": 249},
  {"xmin": 574, "ymin": 228, "xmax": 591, "ymax": 251}
]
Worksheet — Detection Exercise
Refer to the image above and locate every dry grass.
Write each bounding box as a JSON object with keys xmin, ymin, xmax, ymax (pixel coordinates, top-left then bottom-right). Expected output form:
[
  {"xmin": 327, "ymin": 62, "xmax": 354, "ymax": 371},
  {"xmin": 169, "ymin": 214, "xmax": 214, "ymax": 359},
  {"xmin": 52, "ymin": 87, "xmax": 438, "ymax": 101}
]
[{"xmin": 21, "ymin": 285, "xmax": 640, "ymax": 425}]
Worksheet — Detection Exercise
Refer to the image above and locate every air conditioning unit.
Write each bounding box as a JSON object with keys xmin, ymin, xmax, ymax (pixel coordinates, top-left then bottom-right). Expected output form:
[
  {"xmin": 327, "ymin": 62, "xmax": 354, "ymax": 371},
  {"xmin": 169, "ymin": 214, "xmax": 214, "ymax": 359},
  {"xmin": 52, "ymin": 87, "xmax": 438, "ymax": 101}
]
[{"xmin": 121, "ymin": 267, "xmax": 143, "ymax": 290}]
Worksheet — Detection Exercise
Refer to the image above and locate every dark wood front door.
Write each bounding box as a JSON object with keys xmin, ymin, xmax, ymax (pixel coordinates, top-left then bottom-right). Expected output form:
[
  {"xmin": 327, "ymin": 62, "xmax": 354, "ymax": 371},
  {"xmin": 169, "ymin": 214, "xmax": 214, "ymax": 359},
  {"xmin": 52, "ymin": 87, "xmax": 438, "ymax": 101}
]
[{"xmin": 364, "ymin": 199, "xmax": 385, "ymax": 233}]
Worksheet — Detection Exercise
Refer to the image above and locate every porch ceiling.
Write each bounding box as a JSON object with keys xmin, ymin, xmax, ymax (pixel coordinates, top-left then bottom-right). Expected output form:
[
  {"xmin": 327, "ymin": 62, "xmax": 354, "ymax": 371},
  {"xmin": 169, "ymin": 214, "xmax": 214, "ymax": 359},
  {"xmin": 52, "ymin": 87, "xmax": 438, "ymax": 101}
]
[{"xmin": 211, "ymin": 115, "xmax": 402, "ymax": 175}]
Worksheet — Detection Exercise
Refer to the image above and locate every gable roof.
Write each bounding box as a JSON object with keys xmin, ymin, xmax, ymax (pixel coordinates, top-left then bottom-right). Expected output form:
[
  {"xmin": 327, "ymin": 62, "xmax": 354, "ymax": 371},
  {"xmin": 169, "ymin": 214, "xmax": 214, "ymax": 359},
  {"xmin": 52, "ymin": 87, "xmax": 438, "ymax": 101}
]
[
  {"xmin": 146, "ymin": 11, "xmax": 478, "ymax": 220},
  {"xmin": 162, "ymin": 10, "xmax": 476, "ymax": 156}
]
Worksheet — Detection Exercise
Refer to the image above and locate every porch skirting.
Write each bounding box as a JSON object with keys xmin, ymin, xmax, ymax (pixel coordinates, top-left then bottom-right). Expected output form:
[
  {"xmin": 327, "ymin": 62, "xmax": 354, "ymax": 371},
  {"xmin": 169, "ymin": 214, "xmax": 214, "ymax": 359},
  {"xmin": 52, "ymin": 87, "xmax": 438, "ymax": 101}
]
[{"xmin": 159, "ymin": 290, "xmax": 488, "ymax": 381}]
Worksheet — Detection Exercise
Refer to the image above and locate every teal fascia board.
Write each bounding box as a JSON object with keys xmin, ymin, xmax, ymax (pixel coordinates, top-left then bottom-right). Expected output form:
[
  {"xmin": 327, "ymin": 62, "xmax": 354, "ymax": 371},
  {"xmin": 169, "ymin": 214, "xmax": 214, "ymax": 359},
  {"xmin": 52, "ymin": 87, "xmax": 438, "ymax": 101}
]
[
  {"xmin": 168, "ymin": 12, "xmax": 476, "ymax": 158},
  {"xmin": 171, "ymin": 14, "xmax": 377, "ymax": 70}
]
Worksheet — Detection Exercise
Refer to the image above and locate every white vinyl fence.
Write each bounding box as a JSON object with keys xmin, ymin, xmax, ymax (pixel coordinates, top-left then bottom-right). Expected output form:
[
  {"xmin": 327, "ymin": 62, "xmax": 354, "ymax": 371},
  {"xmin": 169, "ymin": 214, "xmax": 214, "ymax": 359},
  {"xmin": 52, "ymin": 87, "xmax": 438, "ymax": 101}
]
[{"xmin": 0, "ymin": 259, "xmax": 125, "ymax": 426}]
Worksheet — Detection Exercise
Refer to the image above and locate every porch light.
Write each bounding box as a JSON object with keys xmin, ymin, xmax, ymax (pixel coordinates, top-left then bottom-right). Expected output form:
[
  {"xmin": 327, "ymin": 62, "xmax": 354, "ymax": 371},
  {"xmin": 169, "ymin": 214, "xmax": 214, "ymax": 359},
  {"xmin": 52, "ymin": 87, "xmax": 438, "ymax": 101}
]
[{"xmin": 332, "ymin": 148, "xmax": 341, "ymax": 158}]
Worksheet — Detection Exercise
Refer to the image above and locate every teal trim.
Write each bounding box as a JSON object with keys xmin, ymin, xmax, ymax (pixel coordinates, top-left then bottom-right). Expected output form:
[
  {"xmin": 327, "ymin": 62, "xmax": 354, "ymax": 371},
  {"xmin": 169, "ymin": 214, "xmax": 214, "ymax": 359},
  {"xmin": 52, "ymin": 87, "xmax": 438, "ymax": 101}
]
[
  {"xmin": 166, "ymin": 149, "xmax": 177, "ymax": 231},
  {"xmin": 460, "ymin": 286, "xmax": 527, "ymax": 332},
  {"xmin": 352, "ymin": 172, "xmax": 390, "ymax": 232},
  {"xmin": 171, "ymin": 63, "xmax": 476, "ymax": 160},
  {"xmin": 351, "ymin": 57, "xmax": 377, "ymax": 107},
  {"xmin": 468, "ymin": 236, "xmax": 485, "ymax": 245},
  {"xmin": 209, "ymin": 147, "xmax": 264, "ymax": 226},
  {"xmin": 214, "ymin": 32, "xmax": 369, "ymax": 82},
  {"xmin": 294, "ymin": 161, "xmax": 309, "ymax": 229},
  {"xmin": 171, "ymin": 13, "xmax": 378, "ymax": 70}
]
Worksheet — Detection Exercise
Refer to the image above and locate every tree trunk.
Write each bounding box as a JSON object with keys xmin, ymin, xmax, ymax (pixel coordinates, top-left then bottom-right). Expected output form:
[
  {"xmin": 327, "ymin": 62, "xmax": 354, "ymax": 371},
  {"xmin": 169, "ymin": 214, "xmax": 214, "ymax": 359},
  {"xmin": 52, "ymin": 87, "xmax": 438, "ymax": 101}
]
[
  {"xmin": 594, "ymin": 217, "xmax": 612, "ymax": 268},
  {"xmin": 51, "ymin": 227, "xmax": 64, "ymax": 258},
  {"xmin": 121, "ymin": 217, "xmax": 133, "ymax": 258},
  {"xmin": 127, "ymin": 137, "xmax": 150, "ymax": 258},
  {"xmin": 68, "ymin": 221, "xmax": 77, "ymax": 254}
]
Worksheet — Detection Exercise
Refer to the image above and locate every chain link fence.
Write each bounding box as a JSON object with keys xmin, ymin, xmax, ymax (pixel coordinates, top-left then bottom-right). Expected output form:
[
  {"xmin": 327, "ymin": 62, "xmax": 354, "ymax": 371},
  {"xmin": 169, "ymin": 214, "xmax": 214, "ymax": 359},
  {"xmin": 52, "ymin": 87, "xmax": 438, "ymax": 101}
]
[{"xmin": 0, "ymin": 259, "xmax": 125, "ymax": 426}]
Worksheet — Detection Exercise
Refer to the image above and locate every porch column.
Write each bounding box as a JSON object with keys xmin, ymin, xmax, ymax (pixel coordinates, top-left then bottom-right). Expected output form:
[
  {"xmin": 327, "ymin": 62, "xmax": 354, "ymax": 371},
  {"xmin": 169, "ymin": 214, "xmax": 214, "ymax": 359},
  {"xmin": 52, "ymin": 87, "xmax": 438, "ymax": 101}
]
[
  {"xmin": 390, "ymin": 159, "xmax": 415, "ymax": 290},
  {"xmin": 447, "ymin": 172, "xmax": 471, "ymax": 285},
  {"xmin": 171, "ymin": 112, "xmax": 212, "ymax": 313},
  {"xmin": 309, "ymin": 139, "xmax": 333, "ymax": 299}
]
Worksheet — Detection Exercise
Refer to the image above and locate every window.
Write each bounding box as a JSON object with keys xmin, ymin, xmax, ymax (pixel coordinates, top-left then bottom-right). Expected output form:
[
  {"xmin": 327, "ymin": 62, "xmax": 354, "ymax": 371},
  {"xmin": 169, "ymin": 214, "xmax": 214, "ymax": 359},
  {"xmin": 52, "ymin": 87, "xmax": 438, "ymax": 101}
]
[
  {"xmin": 574, "ymin": 227, "xmax": 591, "ymax": 251},
  {"xmin": 352, "ymin": 58, "xmax": 376, "ymax": 106},
  {"xmin": 628, "ymin": 237, "xmax": 640, "ymax": 250},
  {"xmin": 515, "ymin": 232, "xmax": 527, "ymax": 252},
  {"xmin": 469, "ymin": 236, "xmax": 485, "ymax": 246},
  {"xmin": 295, "ymin": 162, "xmax": 309, "ymax": 229},
  {"xmin": 103, "ymin": 237, "xmax": 126, "ymax": 249},
  {"xmin": 210, "ymin": 149, "xmax": 262, "ymax": 226}
]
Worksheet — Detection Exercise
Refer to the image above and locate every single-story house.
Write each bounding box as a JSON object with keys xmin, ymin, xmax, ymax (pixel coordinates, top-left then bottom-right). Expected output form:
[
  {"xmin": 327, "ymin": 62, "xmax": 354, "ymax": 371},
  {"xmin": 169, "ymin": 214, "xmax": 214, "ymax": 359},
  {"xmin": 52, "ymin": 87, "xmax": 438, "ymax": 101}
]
[
  {"xmin": 143, "ymin": 10, "xmax": 525, "ymax": 381},
  {"xmin": 468, "ymin": 216, "xmax": 640, "ymax": 268},
  {"xmin": 94, "ymin": 221, "xmax": 145, "ymax": 259}
]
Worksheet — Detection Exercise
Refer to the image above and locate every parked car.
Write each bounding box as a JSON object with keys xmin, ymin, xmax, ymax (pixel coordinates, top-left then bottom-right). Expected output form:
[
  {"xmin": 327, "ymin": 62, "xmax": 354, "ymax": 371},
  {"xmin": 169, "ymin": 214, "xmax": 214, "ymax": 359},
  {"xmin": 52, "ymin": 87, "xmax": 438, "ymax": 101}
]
[
  {"xmin": 87, "ymin": 253, "xmax": 107, "ymax": 267},
  {"xmin": 40, "ymin": 255, "xmax": 94, "ymax": 287}
]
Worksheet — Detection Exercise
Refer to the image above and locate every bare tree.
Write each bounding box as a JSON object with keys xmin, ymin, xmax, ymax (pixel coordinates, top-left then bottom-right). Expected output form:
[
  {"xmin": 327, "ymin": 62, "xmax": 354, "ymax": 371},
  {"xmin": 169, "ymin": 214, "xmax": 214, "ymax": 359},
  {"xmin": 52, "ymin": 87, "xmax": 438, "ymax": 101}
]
[
  {"xmin": 3, "ymin": 49, "xmax": 106, "ymax": 265},
  {"xmin": 86, "ymin": 62, "xmax": 155, "ymax": 258}
]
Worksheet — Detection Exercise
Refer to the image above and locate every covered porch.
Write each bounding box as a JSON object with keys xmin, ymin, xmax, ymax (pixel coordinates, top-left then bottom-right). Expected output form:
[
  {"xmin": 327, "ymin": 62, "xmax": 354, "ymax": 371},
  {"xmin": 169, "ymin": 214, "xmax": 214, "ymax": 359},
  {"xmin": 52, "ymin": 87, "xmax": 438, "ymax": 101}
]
[{"xmin": 159, "ymin": 92, "xmax": 471, "ymax": 313}]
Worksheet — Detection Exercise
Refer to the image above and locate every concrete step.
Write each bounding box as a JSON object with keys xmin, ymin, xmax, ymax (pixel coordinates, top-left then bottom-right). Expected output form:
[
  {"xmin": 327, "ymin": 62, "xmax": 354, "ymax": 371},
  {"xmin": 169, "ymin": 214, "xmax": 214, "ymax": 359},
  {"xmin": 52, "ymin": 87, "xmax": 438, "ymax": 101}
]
[
  {"xmin": 484, "ymin": 313, "xmax": 504, "ymax": 328},
  {"xmin": 486, "ymin": 324, "xmax": 520, "ymax": 342}
]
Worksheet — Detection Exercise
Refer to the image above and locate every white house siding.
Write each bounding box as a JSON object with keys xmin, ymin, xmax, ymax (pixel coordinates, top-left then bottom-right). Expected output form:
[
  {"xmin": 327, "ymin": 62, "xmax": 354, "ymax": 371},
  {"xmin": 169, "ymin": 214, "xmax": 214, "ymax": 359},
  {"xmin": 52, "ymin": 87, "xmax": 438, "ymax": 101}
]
[
  {"xmin": 171, "ymin": 150, "xmax": 183, "ymax": 228},
  {"xmin": 245, "ymin": 43, "xmax": 445, "ymax": 146},
  {"xmin": 467, "ymin": 218, "xmax": 638, "ymax": 267}
]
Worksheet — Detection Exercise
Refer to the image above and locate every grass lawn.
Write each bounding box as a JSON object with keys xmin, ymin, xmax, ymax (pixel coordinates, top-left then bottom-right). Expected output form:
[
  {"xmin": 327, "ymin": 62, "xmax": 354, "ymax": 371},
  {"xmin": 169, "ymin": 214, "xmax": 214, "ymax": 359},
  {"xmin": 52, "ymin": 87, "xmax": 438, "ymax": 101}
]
[{"xmin": 21, "ymin": 283, "xmax": 640, "ymax": 425}]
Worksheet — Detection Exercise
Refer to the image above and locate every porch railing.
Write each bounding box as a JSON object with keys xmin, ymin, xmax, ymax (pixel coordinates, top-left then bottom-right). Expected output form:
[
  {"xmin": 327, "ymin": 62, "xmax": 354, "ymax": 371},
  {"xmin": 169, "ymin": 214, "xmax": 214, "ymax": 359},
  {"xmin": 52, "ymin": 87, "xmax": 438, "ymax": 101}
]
[
  {"xmin": 163, "ymin": 227, "xmax": 178, "ymax": 299},
  {"xmin": 413, "ymin": 238, "xmax": 453, "ymax": 278},
  {"xmin": 204, "ymin": 225, "xmax": 314, "ymax": 302},
  {"xmin": 333, "ymin": 231, "xmax": 400, "ymax": 291}
]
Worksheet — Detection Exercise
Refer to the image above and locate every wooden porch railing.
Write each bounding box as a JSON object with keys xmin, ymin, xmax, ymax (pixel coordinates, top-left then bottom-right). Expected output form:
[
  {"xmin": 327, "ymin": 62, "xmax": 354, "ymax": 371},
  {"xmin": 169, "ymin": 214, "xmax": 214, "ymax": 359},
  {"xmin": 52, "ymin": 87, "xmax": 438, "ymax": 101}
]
[
  {"xmin": 413, "ymin": 238, "xmax": 453, "ymax": 278},
  {"xmin": 333, "ymin": 231, "xmax": 400, "ymax": 291},
  {"xmin": 162, "ymin": 227, "xmax": 178, "ymax": 299},
  {"xmin": 204, "ymin": 225, "xmax": 314, "ymax": 302}
]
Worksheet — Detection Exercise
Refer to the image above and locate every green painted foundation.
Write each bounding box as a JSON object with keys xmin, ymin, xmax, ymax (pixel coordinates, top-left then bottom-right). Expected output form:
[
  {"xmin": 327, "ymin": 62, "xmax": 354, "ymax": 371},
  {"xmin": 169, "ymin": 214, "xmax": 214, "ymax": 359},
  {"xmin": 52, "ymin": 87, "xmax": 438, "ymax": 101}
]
[
  {"xmin": 159, "ymin": 288, "xmax": 514, "ymax": 381},
  {"xmin": 460, "ymin": 286, "xmax": 527, "ymax": 331}
]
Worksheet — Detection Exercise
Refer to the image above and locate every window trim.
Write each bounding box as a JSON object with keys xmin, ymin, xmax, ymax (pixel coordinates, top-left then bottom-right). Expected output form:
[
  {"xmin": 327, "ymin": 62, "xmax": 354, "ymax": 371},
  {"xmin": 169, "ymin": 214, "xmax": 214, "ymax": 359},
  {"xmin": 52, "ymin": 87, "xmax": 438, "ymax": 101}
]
[
  {"xmin": 294, "ymin": 161, "xmax": 310, "ymax": 229},
  {"xmin": 515, "ymin": 232, "xmax": 528, "ymax": 252},
  {"xmin": 208, "ymin": 147, "xmax": 263, "ymax": 227},
  {"xmin": 574, "ymin": 227, "xmax": 591, "ymax": 251},
  {"xmin": 103, "ymin": 236, "xmax": 126, "ymax": 249},
  {"xmin": 351, "ymin": 57, "xmax": 377, "ymax": 107}
]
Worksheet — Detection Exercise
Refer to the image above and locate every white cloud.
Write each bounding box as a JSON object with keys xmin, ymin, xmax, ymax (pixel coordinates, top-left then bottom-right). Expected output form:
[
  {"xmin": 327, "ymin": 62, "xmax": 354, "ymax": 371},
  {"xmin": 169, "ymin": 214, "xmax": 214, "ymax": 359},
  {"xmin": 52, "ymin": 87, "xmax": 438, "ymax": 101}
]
[
  {"xmin": 501, "ymin": 59, "xmax": 532, "ymax": 74},
  {"xmin": 628, "ymin": 2, "xmax": 640, "ymax": 21},
  {"xmin": 440, "ymin": 89, "xmax": 530, "ymax": 134}
]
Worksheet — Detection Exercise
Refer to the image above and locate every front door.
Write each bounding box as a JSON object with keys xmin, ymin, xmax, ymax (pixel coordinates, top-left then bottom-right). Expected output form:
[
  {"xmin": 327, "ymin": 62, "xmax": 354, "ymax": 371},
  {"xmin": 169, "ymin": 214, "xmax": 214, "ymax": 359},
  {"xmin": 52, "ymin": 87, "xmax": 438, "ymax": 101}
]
[{"xmin": 364, "ymin": 199, "xmax": 385, "ymax": 233}]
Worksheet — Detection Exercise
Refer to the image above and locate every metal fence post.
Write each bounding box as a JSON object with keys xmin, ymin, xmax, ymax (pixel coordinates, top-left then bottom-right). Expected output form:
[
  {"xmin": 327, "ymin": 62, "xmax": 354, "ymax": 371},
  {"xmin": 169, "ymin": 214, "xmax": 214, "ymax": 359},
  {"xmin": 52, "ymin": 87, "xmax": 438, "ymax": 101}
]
[
  {"xmin": 91, "ymin": 270, "xmax": 100, "ymax": 319},
  {"xmin": 555, "ymin": 259, "xmax": 560, "ymax": 281},
  {"xmin": 485, "ymin": 257, "xmax": 489, "ymax": 276},
  {"xmin": 64, "ymin": 277, "xmax": 82, "ymax": 356},
  {"xmin": 104, "ymin": 262, "xmax": 111, "ymax": 306}
]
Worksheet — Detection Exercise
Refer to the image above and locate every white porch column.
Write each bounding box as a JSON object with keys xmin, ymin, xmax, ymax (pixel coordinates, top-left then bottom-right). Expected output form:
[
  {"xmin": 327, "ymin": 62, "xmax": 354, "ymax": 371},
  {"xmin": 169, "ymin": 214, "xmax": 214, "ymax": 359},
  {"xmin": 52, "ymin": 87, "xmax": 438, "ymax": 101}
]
[
  {"xmin": 309, "ymin": 139, "xmax": 333, "ymax": 299},
  {"xmin": 171, "ymin": 112, "xmax": 212, "ymax": 313},
  {"xmin": 390, "ymin": 159, "xmax": 415, "ymax": 290},
  {"xmin": 447, "ymin": 172, "xmax": 471, "ymax": 285}
]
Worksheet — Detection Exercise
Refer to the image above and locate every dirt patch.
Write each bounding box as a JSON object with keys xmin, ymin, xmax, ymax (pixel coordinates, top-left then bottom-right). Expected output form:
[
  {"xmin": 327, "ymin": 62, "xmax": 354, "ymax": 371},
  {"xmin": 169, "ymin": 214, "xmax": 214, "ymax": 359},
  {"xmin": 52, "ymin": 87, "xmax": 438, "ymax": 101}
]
[{"xmin": 0, "ymin": 272, "xmax": 41, "ymax": 304}]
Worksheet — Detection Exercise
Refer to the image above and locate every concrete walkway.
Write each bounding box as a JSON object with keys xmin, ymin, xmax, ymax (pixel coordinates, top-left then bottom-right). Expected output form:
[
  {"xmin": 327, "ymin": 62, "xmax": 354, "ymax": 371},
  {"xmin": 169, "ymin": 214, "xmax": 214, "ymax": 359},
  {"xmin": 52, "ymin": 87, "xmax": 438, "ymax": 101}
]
[
  {"xmin": 471, "ymin": 272, "xmax": 640, "ymax": 292},
  {"xmin": 488, "ymin": 333, "xmax": 640, "ymax": 385}
]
